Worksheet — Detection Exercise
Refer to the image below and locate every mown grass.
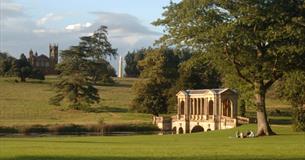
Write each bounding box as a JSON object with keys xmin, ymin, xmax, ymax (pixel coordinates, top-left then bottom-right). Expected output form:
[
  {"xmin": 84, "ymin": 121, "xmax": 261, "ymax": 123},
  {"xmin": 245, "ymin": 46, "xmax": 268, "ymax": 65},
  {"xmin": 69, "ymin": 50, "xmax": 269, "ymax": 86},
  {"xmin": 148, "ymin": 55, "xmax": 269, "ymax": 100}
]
[
  {"xmin": 0, "ymin": 124, "xmax": 304, "ymax": 160},
  {"xmin": 0, "ymin": 76, "xmax": 151, "ymax": 126}
]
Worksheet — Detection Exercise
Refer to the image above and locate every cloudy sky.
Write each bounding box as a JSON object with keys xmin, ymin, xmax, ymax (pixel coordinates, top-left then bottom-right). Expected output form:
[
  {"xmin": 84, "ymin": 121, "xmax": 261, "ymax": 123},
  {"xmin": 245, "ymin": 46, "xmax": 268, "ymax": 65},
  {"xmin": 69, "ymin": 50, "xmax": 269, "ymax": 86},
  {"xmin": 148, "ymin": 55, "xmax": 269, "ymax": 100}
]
[{"xmin": 0, "ymin": 0, "xmax": 179, "ymax": 63}]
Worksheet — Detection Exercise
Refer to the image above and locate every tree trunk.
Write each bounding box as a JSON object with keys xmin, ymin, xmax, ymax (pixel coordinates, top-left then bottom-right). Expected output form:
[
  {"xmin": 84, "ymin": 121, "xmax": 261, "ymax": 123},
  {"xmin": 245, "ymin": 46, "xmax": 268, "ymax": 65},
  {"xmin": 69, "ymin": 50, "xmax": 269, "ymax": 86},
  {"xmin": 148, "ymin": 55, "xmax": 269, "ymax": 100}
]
[
  {"xmin": 255, "ymin": 82, "xmax": 276, "ymax": 136},
  {"xmin": 20, "ymin": 76, "xmax": 26, "ymax": 82}
]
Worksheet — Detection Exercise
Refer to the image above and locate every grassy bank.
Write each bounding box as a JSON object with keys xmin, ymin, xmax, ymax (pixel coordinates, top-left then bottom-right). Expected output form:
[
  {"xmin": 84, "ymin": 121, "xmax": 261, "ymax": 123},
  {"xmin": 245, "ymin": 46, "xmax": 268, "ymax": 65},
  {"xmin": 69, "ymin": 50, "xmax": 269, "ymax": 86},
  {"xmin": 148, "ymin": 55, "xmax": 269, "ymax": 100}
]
[
  {"xmin": 0, "ymin": 124, "xmax": 304, "ymax": 160},
  {"xmin": 0, "ymin": 76, "xmax": 151, "ymax": 126}
]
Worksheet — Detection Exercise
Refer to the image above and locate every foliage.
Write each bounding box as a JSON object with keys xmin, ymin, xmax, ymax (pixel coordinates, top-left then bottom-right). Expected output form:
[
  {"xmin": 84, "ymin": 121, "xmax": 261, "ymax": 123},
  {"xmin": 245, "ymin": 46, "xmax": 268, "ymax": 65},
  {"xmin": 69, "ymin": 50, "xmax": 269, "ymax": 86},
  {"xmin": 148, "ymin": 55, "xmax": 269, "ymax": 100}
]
[
  {"xmin": 12, "ymin": 54, "xmax": 33, "ymax": 82},
  {"xmin": 131, "ymin": 48, "xmax": 181, "ymax": 116},
  {"xmin": 49, "ymin": 47, "xmax": 100, "ymax": 109},
  {"xmin": 239, "ymin": 99, "xmax": 246, "ymax": 117},
  {"xmin": 124, "ymin": 48, "xmax": 147, "ymax": 77},
  {"xmin": 50, "ymin": 25, "xmax": 117, "ymax": 109},
  {"xmin": 29, "ymin": 68, "xmax": 45, "ymax": 80},
  {"xmin": 88, "ymin": 59, "xmax": 116, "ymax": 84},
  {"xmin": 176, "ymin": 54, "xmax": 221, "ymax": 90},
  {"xmin": 276, "ymin": 71, "xmax": 305, "ymax": 131},
  {"xmin": 0, "ymin": 52, "xmax": 15, "ymax": 76},
  {"xmin": 154, "ymin": 0, "xmax": 305, "ymax": 136},
  {"xmin": 78, "ymin": 25, "xmax": 117, "ymax": 83}
]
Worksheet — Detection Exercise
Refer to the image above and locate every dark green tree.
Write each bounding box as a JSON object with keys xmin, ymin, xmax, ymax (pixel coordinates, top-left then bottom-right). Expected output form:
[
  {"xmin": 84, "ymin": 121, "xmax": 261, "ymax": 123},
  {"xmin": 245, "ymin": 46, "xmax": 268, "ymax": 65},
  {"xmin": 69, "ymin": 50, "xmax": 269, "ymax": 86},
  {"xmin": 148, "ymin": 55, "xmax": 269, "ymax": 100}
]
[
  {"xmin": 50, "ymin": 25, "xmax": 116, "ymax": 109},
  {"xmin": 124, "ymin": 48, "xmax": 147, "ymax": 77},
  {"xmin": 88, "ymin": 59, "xmax": 116, "ymax": 84},
  {"xmin": 49, "ymin": 47, "xmax": 100, "ymax": 109},
  {"xmin": 276, "ymin": 71, "xmax": 305, "ymax": 131},
  {"xmin": 131, "ymin": 48, "xmax": 181, "ymax": 116},
  {"xmin": 13, "ymin": 54, "xmax": 32, "ymax": 82},
  {"xmin": 154, "ymin": 0, "xmax": 305, "ymax": 136},
  {"xmin": 0, "ymin": 52, "xmax": 15, "ymax": 76},
  {"xmin": 79, "ymin": 25, "xmax": 117, "ymax": 83},
  {"xmin": 177, "ymin": 54, "xmax": 221, "ymax": 90}
]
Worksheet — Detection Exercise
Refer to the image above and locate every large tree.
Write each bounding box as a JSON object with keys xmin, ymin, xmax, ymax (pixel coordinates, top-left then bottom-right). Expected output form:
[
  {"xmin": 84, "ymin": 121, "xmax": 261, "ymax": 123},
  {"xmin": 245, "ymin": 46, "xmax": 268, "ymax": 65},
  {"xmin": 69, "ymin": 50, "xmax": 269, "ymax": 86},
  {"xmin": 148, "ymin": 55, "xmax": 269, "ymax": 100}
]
[
  {"xmin": 154, "ymin": 0, "xmax": 305, "ymax": 136},
  {"xmin": 49, "ymin": 47, "xmax": 100, "ymax": 109},
  {"xmin": 79, "ymin": 25, "xmax": 117, "ymax": 83},
  {"xmin": 124, "ymin": 48, "xmax": 147, "ymax": 77},
  {"xmin": 50, "ymin": 25, "xmax": 116, "ymax": 109},
  {"xmin": 12, "ymin": 54, "xmax": 33, "ymax": 82},
  {"xmin": 131, "ymin": 48, "xmax": 181, "ymax": 116}
]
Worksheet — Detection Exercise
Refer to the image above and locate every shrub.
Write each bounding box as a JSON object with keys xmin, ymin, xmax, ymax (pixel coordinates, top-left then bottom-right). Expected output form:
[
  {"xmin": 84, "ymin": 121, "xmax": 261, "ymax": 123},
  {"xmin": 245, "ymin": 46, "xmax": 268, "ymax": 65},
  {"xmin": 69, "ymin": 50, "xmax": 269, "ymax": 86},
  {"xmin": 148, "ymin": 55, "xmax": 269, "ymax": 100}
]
[
  {"xmin": 0, "ymin": 126, "xmax": 19, "ymax": 134},
  {"xmin": 22, "ymin": 125, "xmax": 49, "ymax": 135},
  {"xmin": 50, "ymin": 124, "xmax": 89, "ymax": 135}
]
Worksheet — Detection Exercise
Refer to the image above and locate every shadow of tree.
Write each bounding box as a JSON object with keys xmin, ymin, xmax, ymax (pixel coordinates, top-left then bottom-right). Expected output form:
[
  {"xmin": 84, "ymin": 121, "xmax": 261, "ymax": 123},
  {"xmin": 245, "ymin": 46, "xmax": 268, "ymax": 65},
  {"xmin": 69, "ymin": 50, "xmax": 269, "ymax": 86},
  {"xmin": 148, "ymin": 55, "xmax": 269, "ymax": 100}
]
[{"xmin": 86, "ymin": 106, "xmax": 128, "ymax": 113}]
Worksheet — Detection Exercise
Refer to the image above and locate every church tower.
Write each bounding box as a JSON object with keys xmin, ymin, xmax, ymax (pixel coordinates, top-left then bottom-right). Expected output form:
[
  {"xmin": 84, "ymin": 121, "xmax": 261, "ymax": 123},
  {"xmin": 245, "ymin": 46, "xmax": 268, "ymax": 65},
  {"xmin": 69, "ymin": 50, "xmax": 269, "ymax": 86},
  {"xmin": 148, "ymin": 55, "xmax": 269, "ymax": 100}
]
[{"xmin": 49, "ymin": 43, "xmax": 58, "ymax": 67}]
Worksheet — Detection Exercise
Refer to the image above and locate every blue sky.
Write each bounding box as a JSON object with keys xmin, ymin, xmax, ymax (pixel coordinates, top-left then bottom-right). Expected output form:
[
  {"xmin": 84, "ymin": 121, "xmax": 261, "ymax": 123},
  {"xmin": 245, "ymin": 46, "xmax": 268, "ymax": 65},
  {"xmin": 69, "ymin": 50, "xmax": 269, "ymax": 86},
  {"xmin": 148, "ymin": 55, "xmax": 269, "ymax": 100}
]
[{"xmin": 0, "ymin": 0, "xmax": 180, "ymax": 59}]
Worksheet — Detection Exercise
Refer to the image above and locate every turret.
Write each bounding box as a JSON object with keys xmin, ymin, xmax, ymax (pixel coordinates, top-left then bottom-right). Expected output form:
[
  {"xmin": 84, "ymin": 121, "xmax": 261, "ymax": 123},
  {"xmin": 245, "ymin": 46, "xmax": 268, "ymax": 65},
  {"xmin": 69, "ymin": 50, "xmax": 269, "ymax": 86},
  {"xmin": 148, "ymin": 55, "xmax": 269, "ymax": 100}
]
[
  {"xmin": 29, "ymin": 49, "xmax": 34, "ymax": 58},
  {"xmin": 49, "ymin": 43, "xmax": 58, "ymax": 65}
]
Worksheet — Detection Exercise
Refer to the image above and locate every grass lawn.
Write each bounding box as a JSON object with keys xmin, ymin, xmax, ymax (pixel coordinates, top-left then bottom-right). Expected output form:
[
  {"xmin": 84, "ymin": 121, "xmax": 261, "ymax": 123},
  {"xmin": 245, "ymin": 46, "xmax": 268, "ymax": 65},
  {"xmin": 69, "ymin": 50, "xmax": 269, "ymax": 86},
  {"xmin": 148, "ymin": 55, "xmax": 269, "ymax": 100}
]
[
  {"xmin": 0, "ymin": 124, "xmax": 304, "ymax": 160},
  {"xmin": 0, "ymin": 76, "xmax": 151, "ymax": 126}
]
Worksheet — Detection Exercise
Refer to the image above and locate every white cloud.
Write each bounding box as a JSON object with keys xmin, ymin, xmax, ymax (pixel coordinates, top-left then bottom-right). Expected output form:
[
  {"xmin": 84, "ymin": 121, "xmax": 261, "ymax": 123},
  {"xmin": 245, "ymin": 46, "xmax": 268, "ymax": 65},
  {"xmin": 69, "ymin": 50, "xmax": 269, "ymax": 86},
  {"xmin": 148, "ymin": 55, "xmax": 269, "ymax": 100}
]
[
  {"xmin": 36, "ymin": 13, "xmax": 63, "ymax": 25},
  {"xmin": 32, "ymin": 29, "xmax": 46, "ymax": 33},
  {"xmin": 65, "ymin": 22, "xmax": 92, "ymax": 31},
  {"xmin": 1, "ymin": 2, "xmax": 161, "ymax": 73}
]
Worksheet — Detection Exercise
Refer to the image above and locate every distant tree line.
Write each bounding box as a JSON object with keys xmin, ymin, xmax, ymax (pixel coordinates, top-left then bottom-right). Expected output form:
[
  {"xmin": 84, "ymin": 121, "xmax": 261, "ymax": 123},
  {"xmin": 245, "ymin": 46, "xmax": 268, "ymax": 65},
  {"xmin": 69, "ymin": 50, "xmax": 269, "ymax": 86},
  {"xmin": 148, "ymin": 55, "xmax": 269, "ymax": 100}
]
[{"xmin": 0, "ymin": 52, "xmax": 44, "ymax": 82}]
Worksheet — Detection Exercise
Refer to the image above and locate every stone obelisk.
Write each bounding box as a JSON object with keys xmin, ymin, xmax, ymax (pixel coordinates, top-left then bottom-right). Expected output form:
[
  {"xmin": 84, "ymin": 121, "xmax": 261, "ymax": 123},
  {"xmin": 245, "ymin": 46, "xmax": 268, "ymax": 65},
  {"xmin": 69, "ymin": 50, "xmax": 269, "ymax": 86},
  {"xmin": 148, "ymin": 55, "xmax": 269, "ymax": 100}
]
[{"xmin": 118, "ymin": 56, "xmax": 123, "ymax": 78}]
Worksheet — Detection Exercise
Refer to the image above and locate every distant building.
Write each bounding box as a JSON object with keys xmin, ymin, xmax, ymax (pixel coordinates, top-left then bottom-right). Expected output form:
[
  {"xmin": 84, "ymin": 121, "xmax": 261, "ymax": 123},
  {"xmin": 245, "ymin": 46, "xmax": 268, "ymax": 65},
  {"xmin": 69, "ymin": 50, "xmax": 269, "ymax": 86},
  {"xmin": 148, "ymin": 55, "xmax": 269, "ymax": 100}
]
[
  {"xmin": 154, "ymin": 88, "xmax": 245, "ymax": 134},
  {"xmin": 28, "ymin": 44, "xmax": 58, "ymax": 75}
]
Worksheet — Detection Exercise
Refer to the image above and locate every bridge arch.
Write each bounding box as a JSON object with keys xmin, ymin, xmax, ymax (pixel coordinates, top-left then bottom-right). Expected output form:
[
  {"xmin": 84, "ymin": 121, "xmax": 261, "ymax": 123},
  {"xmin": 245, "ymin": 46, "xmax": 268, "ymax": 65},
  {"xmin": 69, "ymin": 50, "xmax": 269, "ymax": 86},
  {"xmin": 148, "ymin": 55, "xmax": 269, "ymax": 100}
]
[{"xmin": 191, "ymin": 125, "xmax": 204, "ymax": 133}]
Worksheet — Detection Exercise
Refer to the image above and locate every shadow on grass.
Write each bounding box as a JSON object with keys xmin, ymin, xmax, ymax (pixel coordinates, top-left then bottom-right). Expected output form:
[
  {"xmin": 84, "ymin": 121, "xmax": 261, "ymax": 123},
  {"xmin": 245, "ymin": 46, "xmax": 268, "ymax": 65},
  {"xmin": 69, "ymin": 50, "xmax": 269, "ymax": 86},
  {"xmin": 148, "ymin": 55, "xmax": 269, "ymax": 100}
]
[
  {"xmin": 86, "ymin": 106, "xmax": 128, "ymax": 113},
  {"xmin": 3, "ymin": 156, "xmax": 304, "ymax": 160},
  {"xmin": 269, "ymin": 118, "xmax": 292, "ymax": 125}
]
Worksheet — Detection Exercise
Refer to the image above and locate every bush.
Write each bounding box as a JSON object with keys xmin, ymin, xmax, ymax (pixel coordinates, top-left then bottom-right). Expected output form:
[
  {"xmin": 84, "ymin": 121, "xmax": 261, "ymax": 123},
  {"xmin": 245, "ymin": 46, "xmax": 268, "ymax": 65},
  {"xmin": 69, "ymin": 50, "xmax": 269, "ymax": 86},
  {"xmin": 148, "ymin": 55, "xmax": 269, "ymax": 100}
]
[
  {"xmin": 0, "ymin": 126, "xmax": 19, "ymax": 134},
  {"xmin": 50, "ymin": 124, "xmax": 89, "ymax": 135},
  {"xmin": 103, "ymin": 123, "xmax": 160, "ymax": 133},
  {"xmin": 292, "ymin": 108, "xmax": 305, "ymax": 132},
  {"xmin": 22, "ymin": 125, "xmax": 49, "ymax": 135}
]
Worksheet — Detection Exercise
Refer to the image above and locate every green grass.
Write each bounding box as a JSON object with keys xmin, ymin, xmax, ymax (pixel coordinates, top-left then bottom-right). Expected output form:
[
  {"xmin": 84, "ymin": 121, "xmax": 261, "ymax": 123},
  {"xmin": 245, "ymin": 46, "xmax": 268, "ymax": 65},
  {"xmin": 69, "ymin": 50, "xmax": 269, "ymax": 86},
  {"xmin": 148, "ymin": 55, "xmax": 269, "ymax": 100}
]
[
  {"xmin": 0, "ymin": 124, "xmax": 304, "ymax": 160},
  {"xmin": 0, "ymin": 76, "xmax": 151, "ymax": 126}
]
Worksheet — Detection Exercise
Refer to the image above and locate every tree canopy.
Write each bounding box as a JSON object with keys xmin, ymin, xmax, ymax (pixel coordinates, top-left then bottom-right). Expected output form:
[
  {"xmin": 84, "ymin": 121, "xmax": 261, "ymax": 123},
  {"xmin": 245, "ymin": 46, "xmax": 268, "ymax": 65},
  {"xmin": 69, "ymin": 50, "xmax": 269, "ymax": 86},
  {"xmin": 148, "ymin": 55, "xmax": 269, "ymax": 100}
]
[
  {"xmin": 50, "ymin": 25, "xmax": 117, "ymax": 109},
  {"xmin": 124, "ymin": 48, "xmax": 147, "ymax": 77},
  {"xmin": 154, "ymin": 0, "xmax": 305, "ymax": 136}
]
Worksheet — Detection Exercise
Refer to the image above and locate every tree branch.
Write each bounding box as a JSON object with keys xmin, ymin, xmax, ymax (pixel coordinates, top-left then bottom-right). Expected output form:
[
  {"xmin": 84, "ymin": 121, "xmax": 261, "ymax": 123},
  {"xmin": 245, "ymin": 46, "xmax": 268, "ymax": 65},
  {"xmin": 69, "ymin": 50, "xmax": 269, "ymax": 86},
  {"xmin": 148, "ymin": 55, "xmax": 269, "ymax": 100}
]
[{"xmin": 224, "ymin": 46, "xmax": 253, "ymax": 84}]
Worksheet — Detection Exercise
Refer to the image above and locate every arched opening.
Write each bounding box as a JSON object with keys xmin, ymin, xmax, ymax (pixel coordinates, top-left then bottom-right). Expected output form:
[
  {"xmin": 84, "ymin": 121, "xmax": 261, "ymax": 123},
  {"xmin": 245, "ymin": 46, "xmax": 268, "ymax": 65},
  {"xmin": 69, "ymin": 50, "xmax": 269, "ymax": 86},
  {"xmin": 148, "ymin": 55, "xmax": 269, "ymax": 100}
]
[
  {"xmin": 207, "ymin": 129, "xmax": 211, "ymax": 132},
  {"xmin": 208, "ymin": 100, "xmax": 213, "ymax": 115},
  {"xmin": 172, "ymin": 127, "xmax": 177, "ymax": 134},
  {"xmin": 178, "ymin": 127, "xmax": 184, "ymax": 134},
  {"xmin": 191, "ymin": 125, "xmax": 204, "ymax": 133},
  {"xmin": 222, "ymin": 99, "xmax": 232, "ymax": 117},
  {"xmin": 180, "ymin": 101, "xmax": 184, "ymax": 115}
]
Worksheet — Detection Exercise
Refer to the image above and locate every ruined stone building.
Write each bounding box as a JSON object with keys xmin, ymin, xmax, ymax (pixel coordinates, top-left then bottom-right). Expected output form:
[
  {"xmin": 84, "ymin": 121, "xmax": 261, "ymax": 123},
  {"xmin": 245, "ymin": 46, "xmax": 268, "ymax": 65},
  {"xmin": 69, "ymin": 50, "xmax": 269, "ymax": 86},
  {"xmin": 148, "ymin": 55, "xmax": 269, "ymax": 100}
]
[{"xmin": 28, "ymin": 44, "xmax": 58, "ymax": 75}]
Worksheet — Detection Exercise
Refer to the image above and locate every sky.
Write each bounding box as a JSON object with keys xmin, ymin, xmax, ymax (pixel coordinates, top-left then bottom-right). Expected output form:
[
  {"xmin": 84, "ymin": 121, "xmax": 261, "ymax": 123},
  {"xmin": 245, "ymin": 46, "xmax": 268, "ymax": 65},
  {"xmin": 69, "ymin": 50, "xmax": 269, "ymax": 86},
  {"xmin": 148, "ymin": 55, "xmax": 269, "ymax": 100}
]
[{"xmin": 0, "ymin": 0, "xmax": 180, "ymax": 62}]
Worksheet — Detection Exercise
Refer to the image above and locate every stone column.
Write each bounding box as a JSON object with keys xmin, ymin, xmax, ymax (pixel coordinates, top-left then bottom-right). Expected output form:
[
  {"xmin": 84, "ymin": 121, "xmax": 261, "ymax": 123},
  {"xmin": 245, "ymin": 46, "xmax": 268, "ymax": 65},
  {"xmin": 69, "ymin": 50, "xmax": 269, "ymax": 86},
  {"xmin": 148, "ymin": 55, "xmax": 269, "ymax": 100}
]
[
  {"xmin": 190, "ymin": 98, "xmax": 193, "ymax": 115},
  {"xmin": 177, "ymin": 98, "xmax": 180, "ymax": 115},
  {"xmin": 192, "ymin": 98, "xmax": 195, "ymax": 115},
  {"xmin": 201, "ymin": 98, "xmax": 205, "ymax": 115}
]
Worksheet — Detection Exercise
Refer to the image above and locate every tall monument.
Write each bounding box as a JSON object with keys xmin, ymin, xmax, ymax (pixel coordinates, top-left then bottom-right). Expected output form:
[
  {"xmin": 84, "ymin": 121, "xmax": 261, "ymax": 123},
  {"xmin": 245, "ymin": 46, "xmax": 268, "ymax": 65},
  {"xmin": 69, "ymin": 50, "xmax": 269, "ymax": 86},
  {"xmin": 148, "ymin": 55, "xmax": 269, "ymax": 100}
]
[{"xmin": 118, "ymin": 56, "xmax": 123, "ymax": 78}]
